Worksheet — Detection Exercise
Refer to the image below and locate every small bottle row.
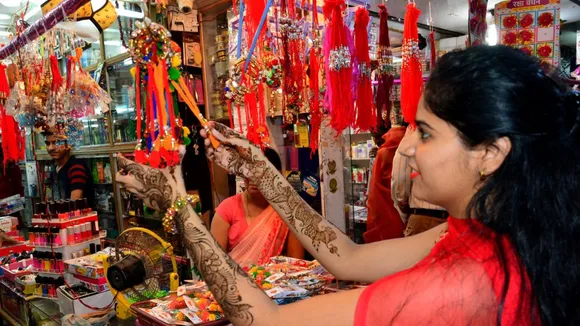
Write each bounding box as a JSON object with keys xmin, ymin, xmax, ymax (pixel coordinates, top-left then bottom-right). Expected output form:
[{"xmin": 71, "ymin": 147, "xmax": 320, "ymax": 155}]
[
  {"xmin": 30, "ymin": 222, "xmax": 100, "ymax": 247},
  {"xmin": 35, "ymin": 276, "xmax": 65, "ymax": 298},
  {"xmin": 33, "ymin": 198, "xmax": 93, "ymax": 221},
  {"xmin": 31, "ymin": 251, "xmax": 65, "ymax": 273}
]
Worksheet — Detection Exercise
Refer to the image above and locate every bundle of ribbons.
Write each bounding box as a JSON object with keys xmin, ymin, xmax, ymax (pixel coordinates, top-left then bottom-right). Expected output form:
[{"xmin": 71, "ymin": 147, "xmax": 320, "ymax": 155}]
[{"xmin": 129, "ymin": 18, "xmax": 218, "ymax": 168}]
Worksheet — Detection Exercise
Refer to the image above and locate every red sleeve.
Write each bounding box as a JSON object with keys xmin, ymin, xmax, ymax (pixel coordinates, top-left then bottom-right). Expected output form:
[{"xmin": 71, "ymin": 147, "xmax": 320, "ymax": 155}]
[
  {"xmin": 68, "ymin": 164, "xmax": 89, "ymax": 191},
  {"xmin": 215, "ymin": 194, "xmax": 243, "ymax": 225},
  {"xmin": 355, "ymin": 258, "xmax": 498, "ymax": 325}
]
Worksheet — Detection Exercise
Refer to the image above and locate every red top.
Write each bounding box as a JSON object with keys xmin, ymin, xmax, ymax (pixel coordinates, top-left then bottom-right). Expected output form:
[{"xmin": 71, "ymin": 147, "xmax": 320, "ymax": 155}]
[
  {"xmin": 355, "ymin": 217, "xmax": 539, "ymax": 325},
  {"xmin": 215, "ymin": 194, "xmax": 250, "ymax": 252},
  {"xmin": 364, "ymin": 126, "xmax": 406, "ymax": 243}
]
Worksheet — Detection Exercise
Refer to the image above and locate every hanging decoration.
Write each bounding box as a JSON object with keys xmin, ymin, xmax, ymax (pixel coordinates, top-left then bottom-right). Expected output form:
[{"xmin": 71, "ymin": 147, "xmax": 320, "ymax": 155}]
[
  {"xmin": 0, "ymin": 64, "xmax": 24, "ymax": 165},
  {"xmin": 468, "ymin": 0, "xmax": 489, "ymax": 46},
  {"xmin": 323, "ymin": 0, "xmax": 354, "ymax": 135},
  {"xmin": 400, "ymin": 2, "xmax": 423, "ymax": 126},
  {"xmin": 353, "ymin": 7, "xmax": 375, "ymax": 132},
  {"xmin": 428, "ymin": 1, "xmax": 437, "ymax": 68},
  {"xmin": 309, "ymin": 0, "xmax": 322, "ymax": 155},
  {"xmin": 280, "ymin": 0, "xmax": 306, "ymax": 124},
  {"xmin": 129, "ymin": 18, "xmax": 218, "ymax": 167},
  {"xmin": 375, "ymin": 3, "xmax": 394, "ymax": 128}
]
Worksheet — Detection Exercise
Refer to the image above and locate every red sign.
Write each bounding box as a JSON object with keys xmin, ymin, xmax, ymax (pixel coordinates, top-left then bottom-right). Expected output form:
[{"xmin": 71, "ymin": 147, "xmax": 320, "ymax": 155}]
[{"xmin": 506, "ymin": 0, "xmax": 556, "ymax": 9}]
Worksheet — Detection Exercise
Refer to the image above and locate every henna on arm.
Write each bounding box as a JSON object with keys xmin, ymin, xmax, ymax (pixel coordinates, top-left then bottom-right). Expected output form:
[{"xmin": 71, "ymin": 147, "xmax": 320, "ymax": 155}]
[{"xmin": 173, "ymin": 204, "xmax": 277, "ymax": 326}]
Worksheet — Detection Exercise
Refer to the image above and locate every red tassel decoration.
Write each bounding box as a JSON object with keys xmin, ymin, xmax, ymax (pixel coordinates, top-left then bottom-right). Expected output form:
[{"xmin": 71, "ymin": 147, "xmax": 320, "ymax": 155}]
[
  {"xmin": 375, "ymin": 4, "xmax": 394, "ymax": 129},
  {"xmin": 429, "ymin": 31, "xmax": 437, "ymax": 69},
  {"xmin": 354, "ymin": 7, "xmax": 375, "ymax": 132},
  {"xmin": 0, "ymin": 63, "xmax": 9, "ymax": 100},
  {"xmin": 49, "ymin": 55, "xmax": 63, "ymax": 91},
  {"xmin": 400, "ymin": 3, "xmax": 423, "ymax": 127},
  {"xmin": 323, "ymin": 0, "xmax": 354, "ymax": 135}
]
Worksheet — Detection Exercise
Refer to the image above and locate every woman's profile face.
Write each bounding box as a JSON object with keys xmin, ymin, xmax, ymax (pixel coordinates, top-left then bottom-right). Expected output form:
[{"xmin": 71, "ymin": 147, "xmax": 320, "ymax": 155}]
[{"xmin": 398, "ymin": 96, "xmax": 483, "ymax": 216}]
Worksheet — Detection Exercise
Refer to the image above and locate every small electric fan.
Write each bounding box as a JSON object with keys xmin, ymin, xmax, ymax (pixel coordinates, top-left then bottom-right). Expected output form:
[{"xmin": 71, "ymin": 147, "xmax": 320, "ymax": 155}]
[{"xmin": 104, "ymin": 227, "xmax": 179, "ymax": 319}]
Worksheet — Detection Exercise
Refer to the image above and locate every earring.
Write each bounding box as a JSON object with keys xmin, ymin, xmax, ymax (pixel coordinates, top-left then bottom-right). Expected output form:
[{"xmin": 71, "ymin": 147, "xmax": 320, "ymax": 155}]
[{"xmin": 479, "ymin": 170, "xmax": 486, "ymax": 181}]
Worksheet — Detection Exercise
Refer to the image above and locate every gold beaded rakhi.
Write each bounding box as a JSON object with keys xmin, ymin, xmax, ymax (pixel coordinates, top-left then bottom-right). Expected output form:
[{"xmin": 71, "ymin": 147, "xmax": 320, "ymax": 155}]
[{"xmin": 162, "ymin": 194, "xmax": 200, "ymax": 234}]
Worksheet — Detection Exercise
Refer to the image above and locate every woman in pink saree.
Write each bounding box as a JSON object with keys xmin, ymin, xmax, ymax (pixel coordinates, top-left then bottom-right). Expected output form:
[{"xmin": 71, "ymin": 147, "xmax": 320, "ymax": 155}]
[{"xmin": 211, "ymin": 148, "xmax": 304, "ymax": 267}]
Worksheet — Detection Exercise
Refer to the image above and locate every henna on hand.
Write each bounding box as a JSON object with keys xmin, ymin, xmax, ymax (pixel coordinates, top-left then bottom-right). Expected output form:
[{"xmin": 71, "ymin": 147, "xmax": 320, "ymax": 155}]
[
  {"xmin": 201, "ymin": 124, "xmax": 341, "ymax": 257},
  {"xmin": 116, "ymin": 155, "xmax": 176, "ymax": 211}
]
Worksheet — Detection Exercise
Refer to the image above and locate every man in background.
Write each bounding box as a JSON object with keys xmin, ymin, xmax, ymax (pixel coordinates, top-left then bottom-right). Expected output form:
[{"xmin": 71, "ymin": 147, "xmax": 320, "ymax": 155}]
[
  {"xmin": 44, "ymin": 131, "xmax": 94, "ymax": 206},
  {"xmin": 392, "ymin": 128, "xmax": 448, "ymax": 236},
  {"xmin": 364, "ymin": 107, "xmax": 407, "ymax": 243}
]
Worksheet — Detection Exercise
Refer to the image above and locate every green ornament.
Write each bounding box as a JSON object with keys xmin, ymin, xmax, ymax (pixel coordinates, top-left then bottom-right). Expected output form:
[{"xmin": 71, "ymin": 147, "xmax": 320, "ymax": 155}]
[
  {"xmin": 168, "ymin": 67, "xmax": 181, "ymax": 81},
  {"xmin": 183, "ymin": 137, "xmax": 191, "ymax": 146}
]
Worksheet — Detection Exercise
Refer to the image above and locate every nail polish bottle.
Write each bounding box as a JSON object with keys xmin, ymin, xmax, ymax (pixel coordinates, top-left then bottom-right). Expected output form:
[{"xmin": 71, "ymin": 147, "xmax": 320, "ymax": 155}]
[
  {"xmin": 56, "ymin": 202, "xmax": 67, "ymax": 221},
  {"xmin": 74, "ymin": 225, "xmax": 80, "ymax": 242},
  {"xmin": 29, "ymin": 229, "xmax": 36, "ymax": 244},
  {"xmin": 67, "ymin": 226, "xmax": 74, "ymax": 244},
  {"xmin": 64, "ymin": 200, "xmax": 72, "ymax": 218},
  {"xmin": 47, "ymin": 202, "xmax": 55, "ymax": 220},
  {"xmin": 57, "ymin": 253, "xmax": 64, "ymax": 272},
  {"xmin": 53, "ymin": 227, "xmax": 63, "ymax": 246},
  {"xmin": 72, "ymin": 199, "xmax": 81, "ymax": 217},
  {"xmin": 83, "ymin": 198, "xmax": 92, "ymax": 214},
  {"xmin": 34, "ymin": 203, "xmax": 41, "ymax": 219}
]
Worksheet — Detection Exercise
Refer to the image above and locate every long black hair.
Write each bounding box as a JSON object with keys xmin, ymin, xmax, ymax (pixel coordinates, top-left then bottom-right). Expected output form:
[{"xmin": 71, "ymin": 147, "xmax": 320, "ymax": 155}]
[{"xmin": 424, "ymin": 46, "xmax": 580, "ymax": 325}]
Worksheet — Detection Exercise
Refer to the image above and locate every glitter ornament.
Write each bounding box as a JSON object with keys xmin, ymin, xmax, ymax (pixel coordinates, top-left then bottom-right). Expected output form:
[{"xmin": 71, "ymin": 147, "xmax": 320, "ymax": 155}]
[{"xmin": 163, "ymin": 194, "xmax": 200, "ymax": 234}]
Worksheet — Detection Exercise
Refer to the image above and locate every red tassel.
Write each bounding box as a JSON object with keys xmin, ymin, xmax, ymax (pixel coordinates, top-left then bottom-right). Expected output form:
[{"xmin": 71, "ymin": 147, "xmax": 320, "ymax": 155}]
[
  {"xmin": 429, "ymin": 31, "xmax": 437, "ymax": 69},
  {"xmin": 149, "ymin": 150, "xmax": 161, "ymax": 168},
  {"xmin": 49, "ymin": 55, "xmax": 63, "ymax": 92},
  {"xmin": 400, "ymin": 3, "xmax": 423, "ymax": 127},
  {"xmin": 324, "ymin": 0, "xmax": 354, "ymax": 135},
  {"xmin": 354, "ymin": 7, "xmax": 375, "ymax": 132},
  {"xmin": 0, "ymin": 64, "xmax": 9, "ymax": 100},
  {"xmin": 159, "ymin": 147, "xmax": 169, "ymax": 165},
  {"xmin": 245, "ymin": 0, "xmax": 266, "ymax": 58},
  {"xmin": 135, "ymin": 149, "xmax": 147, "ymax": 164},
  {"xmin": 376, "ymin": 4, "xmax": 394, "ymax": 129},
  {"xmin": 227, "ymin": 100, "xmax": 234, "ymax": 129}
]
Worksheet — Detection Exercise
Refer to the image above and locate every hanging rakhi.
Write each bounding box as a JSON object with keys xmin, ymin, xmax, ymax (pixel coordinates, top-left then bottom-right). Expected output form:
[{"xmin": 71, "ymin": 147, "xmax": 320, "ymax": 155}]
[
  {"xmin": 375, "ymin": 3, "xmax": 395, "ymax": 128},
  {"xmin": 129, "ymin": 18, "xmax": 181, "ymax": 168},
  {"xmin": 323, "ymin": 0, "xmax": 354, "ymax": 135},
  {"xmin": 0, "ymin": 64, "xmax": 21, "ymax": 164},
  {"xmin": 353, "ymin": 7, "xmax": 375, "ymax": 132},
  {"xmin": 400, "ymin": 2, "xmax": 423, "ymax": 127},
  {"xmin": 428, "ymin": 1, "xmax": 437, "ymax": 68},
  {"xmin": 309, "ymin": 0, "xmax": 322, "ymax": 155},
  {"xmin": 280, "ymin": 1, "xmax": 306, "ymax": 124}
]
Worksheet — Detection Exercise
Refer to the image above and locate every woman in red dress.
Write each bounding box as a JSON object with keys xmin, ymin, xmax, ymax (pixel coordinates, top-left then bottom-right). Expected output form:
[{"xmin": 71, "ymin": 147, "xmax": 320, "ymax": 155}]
[{"xmin": 118, "ymin": 45, "xmax": 579, "ymax": 325}]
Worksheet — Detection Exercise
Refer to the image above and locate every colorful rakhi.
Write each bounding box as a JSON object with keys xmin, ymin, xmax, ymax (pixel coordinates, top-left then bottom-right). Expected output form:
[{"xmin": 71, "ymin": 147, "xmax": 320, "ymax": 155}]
[{"xmin": 129, "ymin": 18, "xmax": 219, "ymax": 167}]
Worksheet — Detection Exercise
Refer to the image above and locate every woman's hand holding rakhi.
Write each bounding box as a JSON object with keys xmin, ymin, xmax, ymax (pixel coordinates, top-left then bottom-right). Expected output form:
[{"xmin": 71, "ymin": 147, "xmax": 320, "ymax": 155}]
[
  {"xmin": 115, "ymin": 150, "xmax": 187, "ymax": 212},
  {"xmin": 201, "ymin": 122, "xmax": 271, "ymax": 183}
]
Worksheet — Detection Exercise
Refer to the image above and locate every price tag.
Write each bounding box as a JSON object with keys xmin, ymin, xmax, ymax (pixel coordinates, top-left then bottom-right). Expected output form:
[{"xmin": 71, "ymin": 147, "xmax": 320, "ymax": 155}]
[
  {"xmin": 182, "ymin": 295, "xmax": 199, "ymax": 312},
  {"xmin": 181, "ymin": 309, "xmax": 204, "ymax": 325}
]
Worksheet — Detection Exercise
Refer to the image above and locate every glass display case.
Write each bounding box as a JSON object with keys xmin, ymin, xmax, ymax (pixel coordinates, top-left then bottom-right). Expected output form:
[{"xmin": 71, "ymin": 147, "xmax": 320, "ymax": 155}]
[
  {"xmin": 106, "ymin": 58, "xmax": 137, "ymax": 144},
  {"xmin": 29, "ymin": 297, "xmax": 62, "ymax": 326},
  {"xmin": 80, "ymin": 39, "xmax": 103, "ymax": 68},
  {"xmin": 342, "ymin": 128, "xmax": 374, "ymax": 244}
]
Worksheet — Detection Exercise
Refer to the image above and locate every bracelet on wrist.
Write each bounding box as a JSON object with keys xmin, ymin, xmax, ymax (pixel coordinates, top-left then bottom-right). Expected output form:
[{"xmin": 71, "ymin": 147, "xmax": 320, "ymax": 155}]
[{"xmin": 163, "ymin": 194, "xmax": 200, "ymax": 234}]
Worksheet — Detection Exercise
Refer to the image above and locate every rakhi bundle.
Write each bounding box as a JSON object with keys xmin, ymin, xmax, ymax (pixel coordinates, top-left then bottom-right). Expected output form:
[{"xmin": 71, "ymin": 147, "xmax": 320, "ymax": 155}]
[
  {"xmin": 129, "ymin": 18, "xmax": 218, "ymax": 167},
  {"xmin": 323, "ymin": 0, "xmax": 354, "ymax": 135},
  {"xmin": 353, "ymin": 7, "xmax": 375, "ymax": 132},
  {"xmin": 375, "ymin": 3, "xmax": 395, "ymax": 128},
  {"xmin": 400, "ymin": 3, "xmax": 423, "ymax": 126}
]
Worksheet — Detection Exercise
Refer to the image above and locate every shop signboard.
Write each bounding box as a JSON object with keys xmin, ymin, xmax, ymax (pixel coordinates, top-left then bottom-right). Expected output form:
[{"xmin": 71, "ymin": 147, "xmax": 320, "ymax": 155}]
[{"xmin": 494, "ymin": 0, "xmax": 561, "ymax": 66}]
